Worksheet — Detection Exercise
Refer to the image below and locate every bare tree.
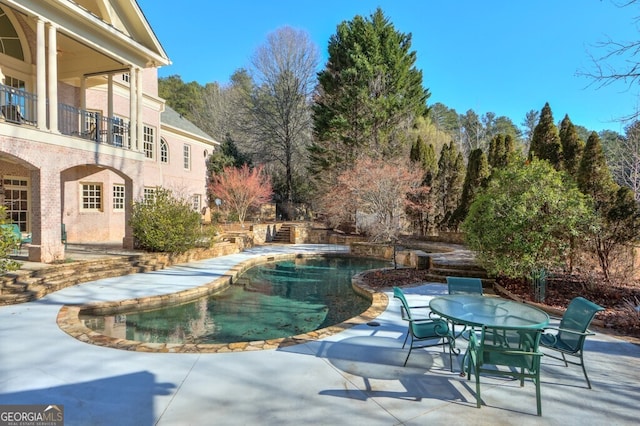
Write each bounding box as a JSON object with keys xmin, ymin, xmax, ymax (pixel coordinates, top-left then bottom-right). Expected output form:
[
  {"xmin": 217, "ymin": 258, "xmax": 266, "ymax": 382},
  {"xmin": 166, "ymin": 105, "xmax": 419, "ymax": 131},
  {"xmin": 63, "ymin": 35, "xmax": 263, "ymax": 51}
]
[
  {"xmin": 190, "ymin": 70, "xmax": 254, "ymax": 146},
  {"xmin": 608, "ymin": 121, "xmax": 640, "ymax": 200},
  {"xmin": 319, "ymin": 157, "xmax": 422, "ymax": 242},
  {"xmin": 244, "ymin": 26, "xmax": 319, "ymax": 204},
  {"xmin": 579, "ymin": 0, "xmax": 640, "ymax": 121}
]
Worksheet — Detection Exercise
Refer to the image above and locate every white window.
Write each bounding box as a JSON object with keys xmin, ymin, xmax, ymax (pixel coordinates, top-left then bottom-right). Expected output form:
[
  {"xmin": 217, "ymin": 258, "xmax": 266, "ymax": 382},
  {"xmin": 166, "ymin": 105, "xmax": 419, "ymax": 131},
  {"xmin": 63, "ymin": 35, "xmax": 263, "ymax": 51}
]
[
  {"xmin": 143, "ymin": 125, "xmax": 155, "ymax": 159},
  {"xmin": 122, "ymin": 73, "xmax": 130, "ymax": 83},
  {"xmin": 81, "ymin": 183, "xmax": 102, "ymax": 211},
  {"xmin": 112, "ymin": 116, "xmax": 126, "ymax": 147},
  {"xmin": 183, "ymin": 144, "xmax": 191, "ymax": 170},
  {"xmin": 1, "ymin": 176, "xmax": 29, "ymax": 232},
  {"xmin": 113, "ymin": 184, "xmax": 125, "ymax": 211},
  {"xmin": 143, "ymin": 187, "xmax": 156, "ymax": 203},
  {"xmin": 192, "ymin": 194, "xmax": 201, "ymax": 212},
  {"xmin": 160, "ymin": 139, "xmax": 169, "ymax": 163}
]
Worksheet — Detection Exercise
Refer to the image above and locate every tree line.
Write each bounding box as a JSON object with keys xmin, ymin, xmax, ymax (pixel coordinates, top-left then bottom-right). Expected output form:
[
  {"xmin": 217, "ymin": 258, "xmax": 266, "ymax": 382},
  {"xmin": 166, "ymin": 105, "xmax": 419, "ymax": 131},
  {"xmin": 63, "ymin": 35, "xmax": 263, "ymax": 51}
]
[{"xmin": 159, "ymin": 7, "xmax": 640, "ymax": 280}]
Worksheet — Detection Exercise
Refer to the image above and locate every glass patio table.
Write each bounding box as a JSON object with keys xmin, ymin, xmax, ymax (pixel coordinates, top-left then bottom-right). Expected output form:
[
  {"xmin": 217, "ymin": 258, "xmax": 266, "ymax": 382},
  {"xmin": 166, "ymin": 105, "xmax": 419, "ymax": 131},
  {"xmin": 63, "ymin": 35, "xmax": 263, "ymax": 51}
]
[
  {"xmin": 429, "ymin": 294, "xmax": 550, "ymax": 329},
  {"xmin": 429, "ymin": 295, "xmax": 549, "ymax": 375}
]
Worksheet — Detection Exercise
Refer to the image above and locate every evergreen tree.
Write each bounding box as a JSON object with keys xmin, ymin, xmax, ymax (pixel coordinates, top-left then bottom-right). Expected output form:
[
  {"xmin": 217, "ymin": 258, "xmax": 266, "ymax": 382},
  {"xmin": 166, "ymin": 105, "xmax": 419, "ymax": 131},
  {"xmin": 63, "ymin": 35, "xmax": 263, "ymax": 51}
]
[
  {"xmin": 450, "ymin": 148, "xmax": 490, "ymax": 230},
  {"xmin": 410, "ymin": 136, "xmax": 437, "ymax": 176},
  {"xmin": 529, "ymin": 102, "xmax": 563, "ymax": 170},
  {"xmin": 577, "ymin": 132, "xmax": 618, "ymax": 208},
  {"xmin": 158, "ymin": 75, "xmax": 204, "ymax": 122},
  {"xmin": 559, "ymin": 114, "xmax": 585, "ymax": 177},
  {"xmin": 433, "ymin": 141, "xmax": 465, "ymax": 231},
  {"xmin": 488, "ymin": 134, "xmax": 518, "ymax": 171},
  {"xmin": 310, "ymin": 7, "xmax": 429, "ymax": 185},
  {"xmin": 576, "ymin": 131, "xmax": 639, "ymax": 280},
  {"xmin": 407, "ymin": 138, "xmax": 438, "ymax": 235},
  {"xmin": 488, "ymin": 134, "xmax": 506, "ymax": 168}
]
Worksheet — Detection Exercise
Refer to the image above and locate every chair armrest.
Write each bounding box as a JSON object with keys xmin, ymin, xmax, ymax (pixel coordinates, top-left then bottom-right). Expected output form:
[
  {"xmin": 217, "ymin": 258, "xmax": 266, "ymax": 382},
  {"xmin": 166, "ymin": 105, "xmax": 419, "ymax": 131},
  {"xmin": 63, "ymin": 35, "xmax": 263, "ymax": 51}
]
[{"xmin": 543, "ymin": 327, "xmax": 595, "ymax": 337}]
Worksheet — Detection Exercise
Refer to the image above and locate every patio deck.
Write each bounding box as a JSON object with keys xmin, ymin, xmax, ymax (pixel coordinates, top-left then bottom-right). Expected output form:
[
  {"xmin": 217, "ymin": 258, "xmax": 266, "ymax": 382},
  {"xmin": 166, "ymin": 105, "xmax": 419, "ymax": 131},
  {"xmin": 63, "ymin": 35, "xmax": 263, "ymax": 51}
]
[{"xmin": 0, "ymin": 244, "xmax": 638, "ymax": 425}]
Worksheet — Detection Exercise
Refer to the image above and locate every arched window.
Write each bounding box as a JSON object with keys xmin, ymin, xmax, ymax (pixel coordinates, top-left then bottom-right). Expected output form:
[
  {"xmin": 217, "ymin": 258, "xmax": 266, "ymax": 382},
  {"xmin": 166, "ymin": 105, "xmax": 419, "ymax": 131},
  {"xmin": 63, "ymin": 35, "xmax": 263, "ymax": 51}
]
[
  {"xmin": 0, "ymin": 7, "xmax": 24, "ymax": 60},
  {"xmin": 160, "ymin": 138, "xmax": 169, "ymax": 163}
]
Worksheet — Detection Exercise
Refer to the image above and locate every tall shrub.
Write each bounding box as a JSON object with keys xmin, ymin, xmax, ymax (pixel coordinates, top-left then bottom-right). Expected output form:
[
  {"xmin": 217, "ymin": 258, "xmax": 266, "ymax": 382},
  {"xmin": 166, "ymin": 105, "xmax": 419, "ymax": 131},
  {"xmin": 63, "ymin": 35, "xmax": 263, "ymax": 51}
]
[
  {"xmin": 130, "ymin": 188, "xmax": 202, "ymax": 253},
  {"xmin": 462, "ymin": 159, "xmax": 591, "ymax": 278}
]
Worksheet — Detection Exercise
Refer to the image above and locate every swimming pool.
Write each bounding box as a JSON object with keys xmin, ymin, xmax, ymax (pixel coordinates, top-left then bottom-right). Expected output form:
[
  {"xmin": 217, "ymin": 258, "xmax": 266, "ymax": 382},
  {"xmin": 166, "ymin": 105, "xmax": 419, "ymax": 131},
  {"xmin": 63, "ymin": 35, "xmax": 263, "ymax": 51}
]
[{"xmin": 79, "ymin": 255, "xmax": 390, "ymax": 345}]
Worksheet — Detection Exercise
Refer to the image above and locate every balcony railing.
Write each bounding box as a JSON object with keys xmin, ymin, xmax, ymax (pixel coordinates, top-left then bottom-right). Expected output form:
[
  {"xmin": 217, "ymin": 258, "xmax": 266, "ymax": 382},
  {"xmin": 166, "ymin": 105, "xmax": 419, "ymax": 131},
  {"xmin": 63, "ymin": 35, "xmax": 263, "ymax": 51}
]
[
  {"xmin": 58, "ymin": 104, "xmax": 130, "ymax": 148},
  {"xmin": 0, "ymin": 84, "xmax": 37, "ymax": 125},
  {"xmin": 1, "ymin": 83, "xmax": 130, "ymax": 149}
]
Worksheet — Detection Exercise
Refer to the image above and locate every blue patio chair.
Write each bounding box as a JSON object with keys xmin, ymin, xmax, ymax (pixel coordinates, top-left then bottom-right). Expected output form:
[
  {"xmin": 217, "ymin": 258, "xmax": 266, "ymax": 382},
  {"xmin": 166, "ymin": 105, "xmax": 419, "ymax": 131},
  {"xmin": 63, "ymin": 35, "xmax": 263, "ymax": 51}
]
[
  {"xmin": 467, "ymin": 325, "xmax": 544, "ymax": 416},
  {"xmin": 1, "ymin": 223, "xmax": 31, "ymax": 252},
  {"xmin": 540, "ymin": 297, "xmax": 604, "ymax": 389},
  {"xmin": 393, "ymin": 287, "xmax": 455, "ymax": 370},
  {"xmin": 446, "ymin": 276, "xmax": 483, "ymax": 295},
  {"xmin": 445, "ymin": 277, "xmax": 484, "ymax": 342}
]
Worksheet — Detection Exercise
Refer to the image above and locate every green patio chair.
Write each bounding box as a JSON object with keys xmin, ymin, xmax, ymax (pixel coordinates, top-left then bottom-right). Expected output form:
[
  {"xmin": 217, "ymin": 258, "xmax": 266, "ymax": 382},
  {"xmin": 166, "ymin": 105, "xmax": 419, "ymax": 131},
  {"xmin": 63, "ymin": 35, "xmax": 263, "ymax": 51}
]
[
  {"xmin": 445, "ymin": 277, "xmax": 484, "ymax": 342},
  {"xmin": 540, "ymin": 297, "xmax": 604, "ymax": 389},
  {"xmin": 467, "ymin": 325, "xmax": 544, "ymax": 416},
  {"xmin": 446, "ymin": 276, "xmax": 483, "ymax": 295},
  {"xmin": 1, "ymin": 223, "xmax": 30, "ymax": 252},
  {"xmin": 393, "ymin": 287, "xmax": 455, "ymax": 370}
]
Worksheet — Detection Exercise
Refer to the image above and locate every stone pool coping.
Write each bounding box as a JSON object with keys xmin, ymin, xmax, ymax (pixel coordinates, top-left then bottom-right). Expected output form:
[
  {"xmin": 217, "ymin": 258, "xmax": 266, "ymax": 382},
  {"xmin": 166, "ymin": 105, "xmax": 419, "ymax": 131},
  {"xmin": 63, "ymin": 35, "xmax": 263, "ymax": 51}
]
[{"xmin": 56, "ymin": 253, "xmax": 390, "ymax": 353}]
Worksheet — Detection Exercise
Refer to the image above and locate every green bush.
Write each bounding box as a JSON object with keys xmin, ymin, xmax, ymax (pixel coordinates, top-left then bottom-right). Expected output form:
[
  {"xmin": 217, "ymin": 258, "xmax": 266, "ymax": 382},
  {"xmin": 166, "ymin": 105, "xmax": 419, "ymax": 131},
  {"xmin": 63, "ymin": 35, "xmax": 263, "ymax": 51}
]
[
  {"xmin": 130, "ymin": 188, "xmax": 202, "ymax": 253},
  {"xmin": 0, "ymin": 206, "xmax": 20, "ymax": 274},
  {"xmin": 462, "ymin": 159, "xmax": 592, "ymax": 278}
]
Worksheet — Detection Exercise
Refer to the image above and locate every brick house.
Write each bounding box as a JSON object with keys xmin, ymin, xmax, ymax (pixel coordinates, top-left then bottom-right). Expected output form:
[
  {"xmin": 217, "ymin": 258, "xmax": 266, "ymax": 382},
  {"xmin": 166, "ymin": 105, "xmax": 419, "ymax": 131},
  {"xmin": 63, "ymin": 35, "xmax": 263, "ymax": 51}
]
[{"xmin": 0, "ymin": 0, "xmax": 218, "ymax": 262}]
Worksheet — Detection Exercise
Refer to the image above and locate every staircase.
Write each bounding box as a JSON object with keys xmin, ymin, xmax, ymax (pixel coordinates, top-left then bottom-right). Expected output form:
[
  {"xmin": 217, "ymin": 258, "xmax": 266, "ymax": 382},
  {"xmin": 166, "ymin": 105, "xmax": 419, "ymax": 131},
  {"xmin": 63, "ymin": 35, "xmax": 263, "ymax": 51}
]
[
  {"xmin": 271, "ymin": 224, "xmax": 293, "ymax": 243},
  {"xmin": 419, "ymin": 255, "xmax": 494, "ymax": 292},
  {"xmin": 0, "ymin": 255, "xmax": 168, "ymax": 305}
]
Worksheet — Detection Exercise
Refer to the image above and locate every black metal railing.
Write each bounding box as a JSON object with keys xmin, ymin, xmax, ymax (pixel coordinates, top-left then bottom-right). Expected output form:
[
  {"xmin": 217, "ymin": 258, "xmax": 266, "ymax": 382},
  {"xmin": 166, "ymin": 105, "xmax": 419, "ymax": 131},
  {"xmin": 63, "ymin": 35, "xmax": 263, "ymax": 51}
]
[
  {"xmin": 0, "ymin": 84, "xmax": 37, "ymax": 126},
  {"xmin": 1, "ymin": 83, "xmax": 130, "ymax": 149},
  {"xmin": 58, "ymin": 104, "xmax": 130, "ymax": 148}
]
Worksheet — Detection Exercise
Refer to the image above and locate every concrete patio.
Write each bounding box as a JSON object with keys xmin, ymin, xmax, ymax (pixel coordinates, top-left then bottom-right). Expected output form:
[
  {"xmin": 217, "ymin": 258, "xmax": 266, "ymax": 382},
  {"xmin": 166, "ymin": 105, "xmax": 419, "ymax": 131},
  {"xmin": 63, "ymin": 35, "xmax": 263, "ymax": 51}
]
[{"xmin": 0, "ymin": 244, "xmax": 638, "ymax": 425}]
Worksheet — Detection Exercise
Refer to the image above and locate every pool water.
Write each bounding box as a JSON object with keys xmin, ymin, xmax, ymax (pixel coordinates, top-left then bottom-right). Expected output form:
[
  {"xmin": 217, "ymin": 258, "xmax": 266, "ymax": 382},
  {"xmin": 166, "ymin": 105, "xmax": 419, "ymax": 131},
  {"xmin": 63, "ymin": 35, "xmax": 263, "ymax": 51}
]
[{"xmin": 80, "ymin": 256, "xmax": 390, "ymax": 344}]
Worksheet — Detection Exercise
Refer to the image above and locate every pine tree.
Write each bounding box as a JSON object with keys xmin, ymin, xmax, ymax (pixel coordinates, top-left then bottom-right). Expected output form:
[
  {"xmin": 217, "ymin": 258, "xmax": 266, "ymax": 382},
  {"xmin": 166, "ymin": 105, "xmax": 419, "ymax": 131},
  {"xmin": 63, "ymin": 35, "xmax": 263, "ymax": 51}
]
[
  {"xmin": 433, "ymin": 142, "xmax": 465, "ymax": 231},
  {"xmin": 487, "ymin": 134, "xmax": 505, "ymax": 168},
  {"xmin": 577, "ymin": 131, "xmax": 617, "ymax": 208},
  {"xmin": 406, "ymin": 139, "xmax": 438, "ymax": 235},
  {"xmin": 576, "ymin": 131, "xmax": 634, "ymax": 280},
  {"xmin": 410, "ymin": 136, "xmax": 437, "ymax": 178},
  {"xmin": 450, "ymin": 148, "xmax": 490, "ymax": 230},
  {"xmin": 310, "ymin": 8, "xmax": 429, "ymax": 184},
  {"xmin": 529, "ymin": 103, "xmax": 563, "ymax": 170},
  {"xmin": 559, "ymin": 114, "xmax": 585, "ymax": 177}
]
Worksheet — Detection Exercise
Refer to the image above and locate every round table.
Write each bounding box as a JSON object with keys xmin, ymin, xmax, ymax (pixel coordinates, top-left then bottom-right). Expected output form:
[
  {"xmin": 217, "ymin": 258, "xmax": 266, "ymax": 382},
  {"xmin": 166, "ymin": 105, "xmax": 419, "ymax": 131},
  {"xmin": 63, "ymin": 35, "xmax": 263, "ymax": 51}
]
[
  {"xmin": 429, "ymin": 294, "xmax": 549, "ymax": 329},
  {"xmin": 429, "ymin": 295, "xmax": 549, "ymax": 376}
]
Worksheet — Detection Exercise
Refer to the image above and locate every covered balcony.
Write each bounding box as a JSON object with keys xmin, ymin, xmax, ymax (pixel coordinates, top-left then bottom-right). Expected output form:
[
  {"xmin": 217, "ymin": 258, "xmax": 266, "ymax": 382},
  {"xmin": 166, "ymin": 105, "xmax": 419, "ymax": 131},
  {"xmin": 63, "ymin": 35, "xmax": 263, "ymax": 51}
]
[{"xmin": 1, "ymin": 83, "xmax": 130, "ymax": 148}]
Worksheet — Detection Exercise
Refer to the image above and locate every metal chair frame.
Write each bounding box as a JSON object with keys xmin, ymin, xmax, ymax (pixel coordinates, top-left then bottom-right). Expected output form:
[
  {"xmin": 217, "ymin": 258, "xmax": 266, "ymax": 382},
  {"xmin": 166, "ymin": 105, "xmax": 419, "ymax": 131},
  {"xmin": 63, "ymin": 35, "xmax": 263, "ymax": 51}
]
[
  {"xmin": 467, "ymin": 325, "xmax": 544, "ymax": 416},
  {"xmin": 393, "ymin": 287, "xmax": 456, "ymax": 370},
  {"xmin": 540, "ymin": 297, "xmax": 604, "ymax": 389}
]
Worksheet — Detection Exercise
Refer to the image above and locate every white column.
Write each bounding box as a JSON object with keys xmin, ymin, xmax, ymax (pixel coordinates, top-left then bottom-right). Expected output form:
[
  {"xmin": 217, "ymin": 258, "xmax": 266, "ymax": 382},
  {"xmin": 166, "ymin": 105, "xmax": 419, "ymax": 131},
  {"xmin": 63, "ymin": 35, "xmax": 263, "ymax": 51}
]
[
  {"xmin": 80, "ymin": 76, "xmax": 86, "ymax": 110},
  {"xmin": 135, "ymin": 68, "xmax": 143, "ymax": 152},
  {"xmin": 47, "ymin": 23, "xmax": 58, "ymax": 133},
  {"xmin": 129, "ymin": 68, "xmax": 136, "ymax": 150},
  {"xmin": 107, "ymin": 74, "xmax": 114, "ymax": 118},
  {"xmin": 36, "ymin": 19, "xmax": 46, "ymax": 130},
  {"xmin": 107, "ymin": 74, "xmax": 113, "ymax": 144}
]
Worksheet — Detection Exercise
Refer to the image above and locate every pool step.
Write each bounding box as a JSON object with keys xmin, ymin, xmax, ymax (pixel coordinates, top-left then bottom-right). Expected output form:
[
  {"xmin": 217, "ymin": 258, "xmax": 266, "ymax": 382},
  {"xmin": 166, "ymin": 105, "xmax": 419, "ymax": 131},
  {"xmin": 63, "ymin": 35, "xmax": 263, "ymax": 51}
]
[{"xmin": 272, "ymin": 224, "xmax": 293, "ymax": 243}]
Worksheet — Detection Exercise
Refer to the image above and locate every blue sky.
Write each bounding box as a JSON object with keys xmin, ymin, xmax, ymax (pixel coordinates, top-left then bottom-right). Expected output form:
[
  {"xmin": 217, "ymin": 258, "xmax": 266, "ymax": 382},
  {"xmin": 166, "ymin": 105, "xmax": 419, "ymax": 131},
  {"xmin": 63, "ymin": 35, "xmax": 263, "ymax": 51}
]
[{"xmin": 137, "ymin": 0, "xmax": 639, "ymax": 133}]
